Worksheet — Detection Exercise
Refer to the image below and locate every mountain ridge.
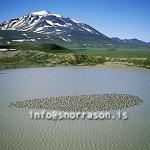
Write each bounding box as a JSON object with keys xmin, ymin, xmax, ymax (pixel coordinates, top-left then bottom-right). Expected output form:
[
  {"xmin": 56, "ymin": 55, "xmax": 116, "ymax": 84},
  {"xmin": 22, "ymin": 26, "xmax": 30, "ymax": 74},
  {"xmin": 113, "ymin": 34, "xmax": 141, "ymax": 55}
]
[
  {"xmin": 0, "ymin": 10, "xmax": 149, "ymax": 48},
  {"xmin": 111, "ymin": 37, "xmax": 149, "ymax": 46}
]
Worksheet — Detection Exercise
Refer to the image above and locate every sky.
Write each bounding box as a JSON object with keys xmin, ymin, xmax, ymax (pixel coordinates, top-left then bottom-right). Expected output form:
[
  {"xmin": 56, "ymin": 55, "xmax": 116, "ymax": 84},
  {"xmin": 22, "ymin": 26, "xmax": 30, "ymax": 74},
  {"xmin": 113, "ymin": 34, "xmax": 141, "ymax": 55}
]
[{"xmin": 0, "ymin": 0, "xmax": 150, "ymax": 42}]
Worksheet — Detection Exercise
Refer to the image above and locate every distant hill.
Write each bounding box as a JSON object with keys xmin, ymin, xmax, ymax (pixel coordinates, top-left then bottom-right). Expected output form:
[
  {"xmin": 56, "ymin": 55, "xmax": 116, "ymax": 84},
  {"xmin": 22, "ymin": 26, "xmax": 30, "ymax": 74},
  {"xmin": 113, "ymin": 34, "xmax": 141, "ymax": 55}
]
[{"xmin": 112, "ymin": 37, "xmax": 149, "ymax": 47}]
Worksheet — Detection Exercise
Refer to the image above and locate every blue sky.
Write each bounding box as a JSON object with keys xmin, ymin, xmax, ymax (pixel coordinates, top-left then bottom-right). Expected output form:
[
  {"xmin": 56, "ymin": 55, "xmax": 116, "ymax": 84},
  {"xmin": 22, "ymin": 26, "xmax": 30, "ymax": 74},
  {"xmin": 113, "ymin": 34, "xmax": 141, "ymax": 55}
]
[{"xmin": 0, "ymin": 0, "xmax": 150, "ymax": 42}]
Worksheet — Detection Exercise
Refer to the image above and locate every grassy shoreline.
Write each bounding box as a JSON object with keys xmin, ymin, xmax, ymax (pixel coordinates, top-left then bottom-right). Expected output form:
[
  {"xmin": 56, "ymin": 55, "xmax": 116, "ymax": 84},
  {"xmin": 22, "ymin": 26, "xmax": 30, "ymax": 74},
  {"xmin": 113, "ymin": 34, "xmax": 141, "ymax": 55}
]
[
  {"xmin": 0, "ymin": 53, "xmax": 149, "ymax": 70},
  {"xmin": 0, "ymin": 60, "xmax": 149, "ymax": 70},
  {"xmin": 0, "ymin": 43, "xmax": 150, "ymax": 70}
]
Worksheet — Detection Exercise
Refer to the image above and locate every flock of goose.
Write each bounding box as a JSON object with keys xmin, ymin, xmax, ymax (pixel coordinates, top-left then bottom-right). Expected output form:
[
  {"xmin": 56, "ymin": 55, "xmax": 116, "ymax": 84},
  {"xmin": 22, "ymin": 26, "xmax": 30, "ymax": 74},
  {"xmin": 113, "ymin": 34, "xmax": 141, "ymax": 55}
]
[{"xmin": 8, "ymin": 94, "xmax": 143, "ymax": 112}]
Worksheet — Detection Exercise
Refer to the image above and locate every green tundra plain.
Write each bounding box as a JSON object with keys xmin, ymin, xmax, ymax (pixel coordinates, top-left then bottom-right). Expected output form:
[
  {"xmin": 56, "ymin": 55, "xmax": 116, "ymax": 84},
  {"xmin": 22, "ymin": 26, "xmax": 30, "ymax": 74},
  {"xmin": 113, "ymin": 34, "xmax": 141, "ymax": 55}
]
[{"xmin": 0, "ymin": 43, "xmax": 150, "ymax": 69}]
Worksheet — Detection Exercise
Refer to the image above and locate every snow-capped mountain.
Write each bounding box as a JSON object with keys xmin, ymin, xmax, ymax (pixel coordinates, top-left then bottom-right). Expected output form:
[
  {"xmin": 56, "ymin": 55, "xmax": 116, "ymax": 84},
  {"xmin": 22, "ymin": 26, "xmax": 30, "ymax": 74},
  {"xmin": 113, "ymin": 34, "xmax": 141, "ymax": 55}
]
[
  {"xmin": 0, "ymin": 10, "xmax": 112, "ymax": 48},
  {"xmin": 1, "ymin": 10, "xmax": 149, "ymax": 48},
  {"xmin": 0, "ymin": 10, "xmax": 104, "ymax": 36}
]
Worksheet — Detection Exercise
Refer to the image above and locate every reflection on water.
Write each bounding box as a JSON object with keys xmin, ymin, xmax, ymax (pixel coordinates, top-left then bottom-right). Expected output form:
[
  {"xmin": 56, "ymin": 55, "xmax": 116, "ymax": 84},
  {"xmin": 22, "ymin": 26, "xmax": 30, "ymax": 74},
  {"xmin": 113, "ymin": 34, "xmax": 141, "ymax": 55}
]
[{"xmin": 0, "ymin": 67, "xmax": 150, "ymax": 150}]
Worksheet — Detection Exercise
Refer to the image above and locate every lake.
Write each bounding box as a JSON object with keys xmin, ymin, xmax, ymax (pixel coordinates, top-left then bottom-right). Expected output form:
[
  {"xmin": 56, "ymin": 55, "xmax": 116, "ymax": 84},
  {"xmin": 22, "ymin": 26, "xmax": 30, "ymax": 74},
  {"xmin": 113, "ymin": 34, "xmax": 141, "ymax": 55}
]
[{"xmin": 0, "ymin": 67, "xmax": 150, "ymax": 150}]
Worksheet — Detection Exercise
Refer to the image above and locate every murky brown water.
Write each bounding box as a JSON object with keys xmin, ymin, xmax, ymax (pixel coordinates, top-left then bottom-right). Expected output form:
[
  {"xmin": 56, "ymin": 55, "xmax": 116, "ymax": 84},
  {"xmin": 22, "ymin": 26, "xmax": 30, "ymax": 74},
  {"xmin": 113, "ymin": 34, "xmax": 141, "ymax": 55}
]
[{"xmin": 0, "ymin": 67, "xmax": 150, "ymax": 150}]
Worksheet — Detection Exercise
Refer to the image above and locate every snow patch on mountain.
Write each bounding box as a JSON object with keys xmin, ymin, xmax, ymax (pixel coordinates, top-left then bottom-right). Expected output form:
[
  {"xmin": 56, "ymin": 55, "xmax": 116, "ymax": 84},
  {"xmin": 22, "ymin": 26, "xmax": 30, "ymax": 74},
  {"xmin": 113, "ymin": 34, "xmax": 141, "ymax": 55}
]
[
  {"xmin": 82, "ymin": 27, "xmax": 93, "ymax": 33},
  {"xmin": 46, "ymin": 20, "xmax": 54, "ymax": 26},
  {"xmin": 51, "ymin": 14, "xmax": 62, "ymax": 18},
  {"xmin": 22, "ymin": 33, "xmax": 27, "ymax": 36},
  {"xmin": 34, "ymin": 27, "xmax": 44, "ymax": 32},
  {"xmin": 71, "ymin": 19, "xmax": 80, "ymax": 24},
  {"xmin": 31, "ymin": 10, "xmax": 50, "ymax": 16},
  {"xmin": 56, "ymin": 29, "xmax": 62, "ymax": 32},
  {"xmin": 59, "ymin": 36, "xmax": 71, "ymax": 42},
  {"xmin": 12, "ymin": 39, "xmax": 36, "ymax": 42}
]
